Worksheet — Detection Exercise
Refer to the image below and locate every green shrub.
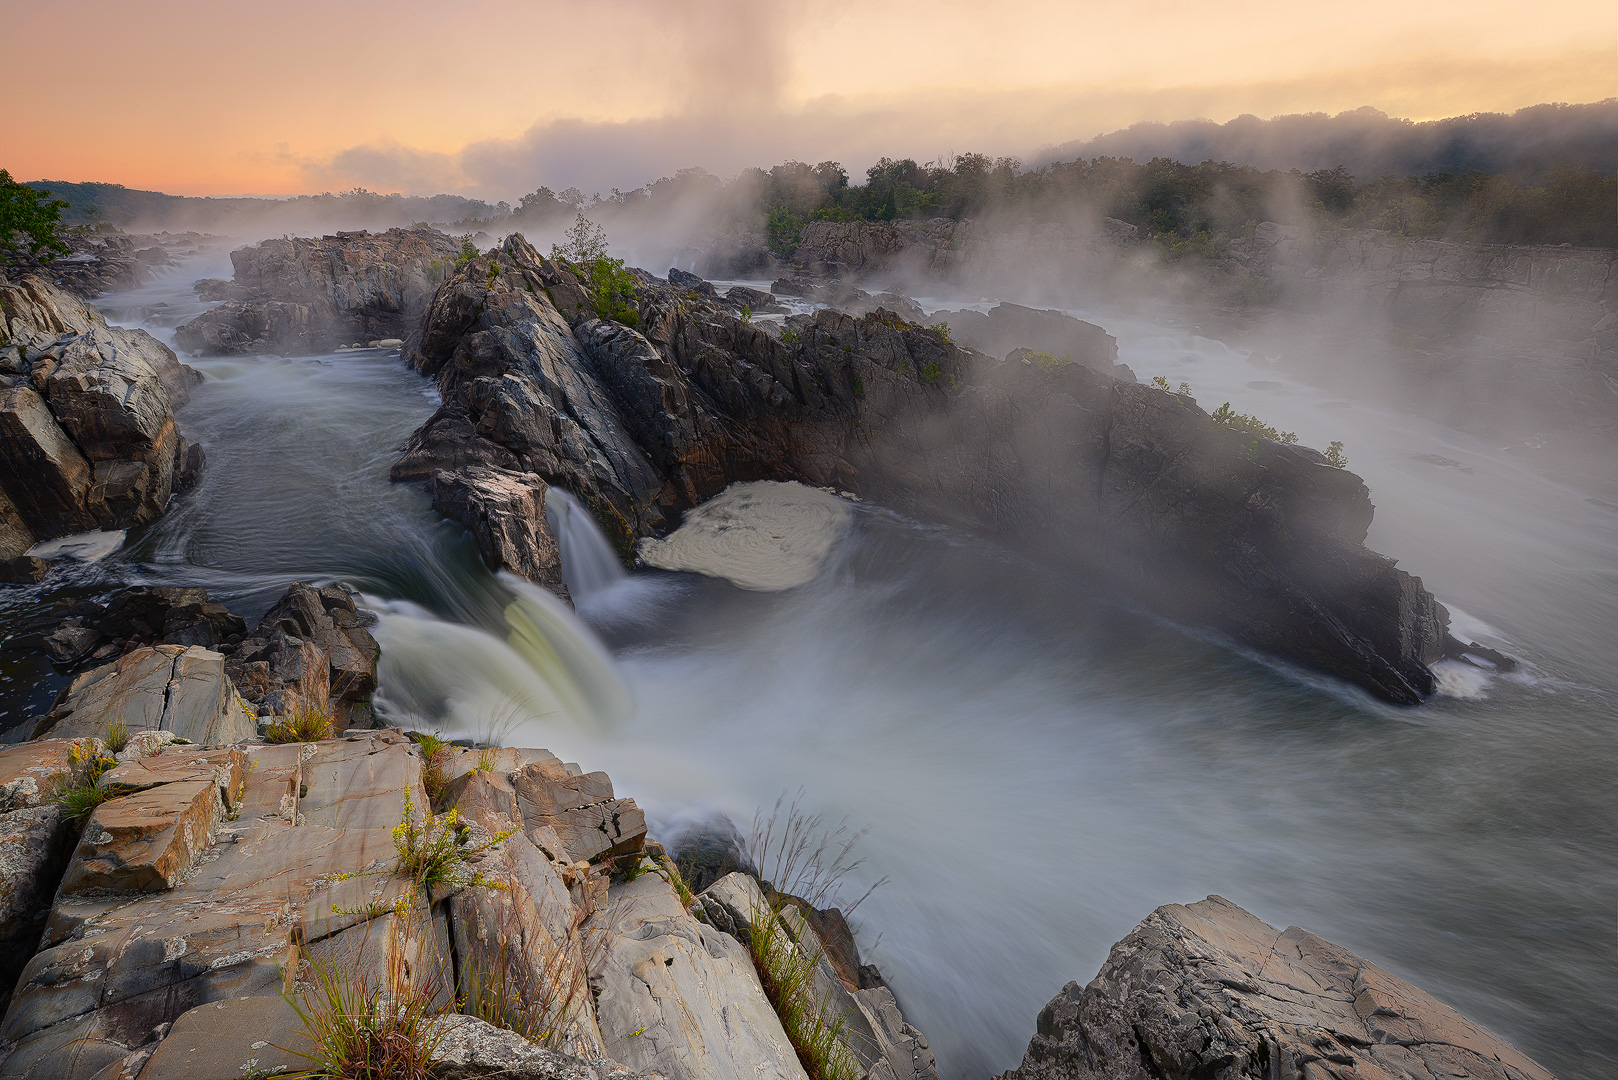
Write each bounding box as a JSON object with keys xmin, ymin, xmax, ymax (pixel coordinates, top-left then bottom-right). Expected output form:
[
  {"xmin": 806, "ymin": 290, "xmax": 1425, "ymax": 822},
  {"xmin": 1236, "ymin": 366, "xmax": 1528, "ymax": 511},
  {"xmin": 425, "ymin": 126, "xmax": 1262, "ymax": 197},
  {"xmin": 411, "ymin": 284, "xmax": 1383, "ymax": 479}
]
[
  {"xmin": 584, "ymin": 256, "xmax": 639, "ymax": 327},
  {"xmin": 455, "ymin": 234, "xmax": 478, "ymax": 267},
  {"xmin": 263, "ymin": 699, "xmax": 335, "ymax": 744},
  {"xmin": 0, "ymin": 171, "xmax": 70, "ymax": 263},
  {"xmin": 389, "ymin": 790, "xmax": 513, "ymax": 892},
  {"xmin": 55, "ymin": 744, "xmax": 121, "ymax": 823},
  {"xmin": 1323, "ymin": 440, "xmax": 1349, "ymax": 468},
  {"xmin": 104, "ymin": 718, "xmax": 128, "ymax": 755},
  {"xmin": 1210, "ymin": 401, "xmax": 1298, "ymax": 444},
  {"xmin": 928, "ymin": 322, "xmax": 953, "ymax": 345}
]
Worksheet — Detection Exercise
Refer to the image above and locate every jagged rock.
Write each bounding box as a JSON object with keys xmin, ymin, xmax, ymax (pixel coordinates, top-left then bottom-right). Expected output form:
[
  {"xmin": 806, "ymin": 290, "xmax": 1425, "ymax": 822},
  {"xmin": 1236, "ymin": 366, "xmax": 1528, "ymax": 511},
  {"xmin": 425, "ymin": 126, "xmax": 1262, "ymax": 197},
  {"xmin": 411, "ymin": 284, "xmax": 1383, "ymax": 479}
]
[
  {"xmin": 723, "ymin": 285, "xmax": 782, "ymax": 313},
  {"xmin": 794, "ymin": 218, "xmax": 964, "ymax": 278},
  {"xmin": 596, "ymin": 872, "xmax": 808, "ymax": 1080},
  {"xmin": 393, "ymin": 234, "xmax": 1449, "ymax": 702},
  {"xmin": 432, "ymin": 465, "xmax": 566, "ymax": 595},
  {"xmin": 997, "ymin": 895, "xmax": 1554, "ymax": 1080},
  {"xmin": 428, "ymin": 1014, "xmax": 653, "ymax": 1079},
  {"xmin": 667, "ymin": 814, "xmax": 749, "ymax": 893},
  {"xmin": 0, "ymin": 276, "xmax": 200, "ymax": 558},
  {"xmin": 223, "ymin": 582, "xmax": 380, "ymax": 712},
  {"xmin": 668, "ymin": 268, "xmax": 716, "ymax": 296},
  {"xmin": 173, "ymin": 226, "xmax": 464, "ymax": 355},
  {"xmin": 33, "ymin": 645, "xmax": 255, "ymax": 745},
  {"xmin": 511, "ymin": 760, "xmax": 645, "ymax": 864}
]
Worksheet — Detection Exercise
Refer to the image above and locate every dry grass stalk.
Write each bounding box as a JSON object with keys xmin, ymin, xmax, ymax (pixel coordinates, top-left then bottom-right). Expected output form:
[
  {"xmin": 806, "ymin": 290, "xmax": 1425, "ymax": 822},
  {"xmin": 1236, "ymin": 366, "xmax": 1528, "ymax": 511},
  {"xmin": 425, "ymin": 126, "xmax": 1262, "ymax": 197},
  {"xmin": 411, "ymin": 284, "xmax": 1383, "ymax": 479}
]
[{"xmin": 749, "ymin": 791, "xmax": 887, "ymax": 916}]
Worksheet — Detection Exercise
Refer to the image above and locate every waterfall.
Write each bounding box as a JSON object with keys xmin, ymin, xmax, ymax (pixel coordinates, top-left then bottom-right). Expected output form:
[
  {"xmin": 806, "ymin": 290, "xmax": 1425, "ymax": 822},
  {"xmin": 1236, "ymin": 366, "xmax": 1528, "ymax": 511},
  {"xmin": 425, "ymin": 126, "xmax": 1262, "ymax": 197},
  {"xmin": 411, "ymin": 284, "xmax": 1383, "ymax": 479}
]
[{"xmin": 545, "ymin": 489, "xmax": 628, "ymax": 603}]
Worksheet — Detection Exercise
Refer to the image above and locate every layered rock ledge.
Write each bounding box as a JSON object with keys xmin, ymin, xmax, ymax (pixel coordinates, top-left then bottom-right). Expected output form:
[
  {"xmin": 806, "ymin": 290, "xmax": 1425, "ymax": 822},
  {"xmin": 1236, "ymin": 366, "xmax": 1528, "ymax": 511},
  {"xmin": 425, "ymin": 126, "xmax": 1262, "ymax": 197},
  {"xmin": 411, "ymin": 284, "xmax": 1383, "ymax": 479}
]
[
  {"xmin": 174, "ymin": 226, "xmax": 464, "ymax": 355},
  {"xmin": 392, "ymin": 236, "xmax": 1449, "ymax": 702}
]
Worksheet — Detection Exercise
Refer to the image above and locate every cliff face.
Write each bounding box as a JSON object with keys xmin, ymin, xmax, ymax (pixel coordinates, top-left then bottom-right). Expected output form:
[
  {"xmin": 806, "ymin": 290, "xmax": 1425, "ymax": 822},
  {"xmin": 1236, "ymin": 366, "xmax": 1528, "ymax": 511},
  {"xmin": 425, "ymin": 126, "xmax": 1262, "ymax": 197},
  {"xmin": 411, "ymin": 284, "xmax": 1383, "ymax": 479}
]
[
  {"xmin": 0, "ymin": 277, "xmax": 202, "ymax": 565},
  {"xmin": 393, "ymin": 234, "xmax": 1446, "ymax": 702},
  {"xmin": 173, "ymin": 226, "xmax": 463, "ymax": 355}
]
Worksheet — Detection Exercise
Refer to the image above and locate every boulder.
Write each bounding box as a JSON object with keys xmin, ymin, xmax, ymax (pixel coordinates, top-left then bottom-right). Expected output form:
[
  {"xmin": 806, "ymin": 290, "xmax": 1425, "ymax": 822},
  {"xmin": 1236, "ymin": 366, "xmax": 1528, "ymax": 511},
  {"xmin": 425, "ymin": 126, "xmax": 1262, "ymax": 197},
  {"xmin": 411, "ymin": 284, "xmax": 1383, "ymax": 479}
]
[
  {"xmin": 33, "ymin": 645, "xmax": 255, "ymax": 745},
  {"xmin": 432, "ymin": 465, "xmax": 566, "ymax": 595},
  {"xmin": 223, "ymin": 582, "xmax": 380, "ymax": 713},
  {"xmin": 595, "ymin": 872, "xmax": 808, "ymax": 1080},
  {"xmin": 724, "ymin": 285, "xmax": 782, "ymax": 313},
  {"xmin": 937, "ymin": 303, "xmax": 1123, "ymax": 377},
  {"xmin": 668, "ymin": 268, "xmax": 716, "ymax": 296},
  {"xmin": 173, "ymin": 226, "xmax": 464, "ymax": 355},
  {"xmin": 0, "ymin": 276, "xmax": 200, "ymax": 558},
  {"xmin": 997, "ymin": 895, "xmax": 1555, "ymax": 1080}
]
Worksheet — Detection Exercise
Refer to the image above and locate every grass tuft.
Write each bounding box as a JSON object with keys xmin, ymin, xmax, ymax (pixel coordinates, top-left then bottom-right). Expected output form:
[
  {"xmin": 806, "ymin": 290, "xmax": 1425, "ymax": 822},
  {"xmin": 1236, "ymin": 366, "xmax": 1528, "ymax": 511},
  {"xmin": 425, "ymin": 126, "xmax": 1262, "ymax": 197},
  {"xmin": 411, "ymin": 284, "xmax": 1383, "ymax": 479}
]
[
  {"xmin": 104, "ymin": 718, "xmax": 128, "ymax": 755},
  {"xmin": 407, "ymin": 731, "xmax": 454, "ymax": 805},
  {"xmin": 264, "ymin": 692, "xmax": 336, "ymax": 744},
  {"xmin": 54, "ymin": 742, "xmax": 122, "ymax": 823},
  {"xmin": 391, "ymin": 789, "xmax": 514, "ymax": 892},
  {"xmin": 747, "ymin": 903, "xmax": 861, "ymax": 1080},
  {"xmin": 460, "ymin": 885, "xmax": 600, "ymax": 1050}
]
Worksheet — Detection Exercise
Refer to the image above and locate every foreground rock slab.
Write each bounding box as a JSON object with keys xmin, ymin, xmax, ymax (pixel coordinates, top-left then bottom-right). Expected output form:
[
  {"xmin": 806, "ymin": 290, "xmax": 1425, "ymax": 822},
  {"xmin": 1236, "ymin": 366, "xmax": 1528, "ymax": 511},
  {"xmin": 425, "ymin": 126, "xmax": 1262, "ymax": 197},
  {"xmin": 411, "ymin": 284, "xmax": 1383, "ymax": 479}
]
[
  {"xmin": 33, "ymin": 644, "xmax": 255, "ymax": 745},
  {"xmin": 999, "ymin": 895, "xmax": 1554, "ymax": 1080}
]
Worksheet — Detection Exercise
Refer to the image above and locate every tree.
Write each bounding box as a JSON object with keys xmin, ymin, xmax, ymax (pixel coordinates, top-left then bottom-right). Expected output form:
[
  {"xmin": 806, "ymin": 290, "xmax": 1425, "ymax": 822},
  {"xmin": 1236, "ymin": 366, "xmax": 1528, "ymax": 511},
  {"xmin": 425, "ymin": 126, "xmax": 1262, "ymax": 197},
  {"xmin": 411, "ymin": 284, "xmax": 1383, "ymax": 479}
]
[
  {"xmin": 550, "ymin": 214, "xmax": 608, "ymax": 265},
  {"xmin": 1, "ymin": 170, "xmax": 70, "ymax": 263}
]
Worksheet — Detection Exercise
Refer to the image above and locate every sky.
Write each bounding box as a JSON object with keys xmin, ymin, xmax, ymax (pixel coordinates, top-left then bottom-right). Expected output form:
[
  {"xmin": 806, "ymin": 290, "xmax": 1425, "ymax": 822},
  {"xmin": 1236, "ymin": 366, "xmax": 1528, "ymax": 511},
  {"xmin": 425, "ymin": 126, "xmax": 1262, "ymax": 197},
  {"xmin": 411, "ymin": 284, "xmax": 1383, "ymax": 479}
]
[{"xmin": 4, "ymin": 0, "xmax": 1615, "ymax": 199}]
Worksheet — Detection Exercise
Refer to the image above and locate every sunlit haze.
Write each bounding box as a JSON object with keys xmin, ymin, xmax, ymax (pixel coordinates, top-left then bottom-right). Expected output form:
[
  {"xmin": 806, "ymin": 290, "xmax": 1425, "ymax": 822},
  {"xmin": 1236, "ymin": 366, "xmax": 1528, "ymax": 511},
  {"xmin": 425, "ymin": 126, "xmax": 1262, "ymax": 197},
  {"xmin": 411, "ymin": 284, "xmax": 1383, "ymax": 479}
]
[{"xmin": 5, "ymin": 0, "xmax": 1614, "ymax": 196}]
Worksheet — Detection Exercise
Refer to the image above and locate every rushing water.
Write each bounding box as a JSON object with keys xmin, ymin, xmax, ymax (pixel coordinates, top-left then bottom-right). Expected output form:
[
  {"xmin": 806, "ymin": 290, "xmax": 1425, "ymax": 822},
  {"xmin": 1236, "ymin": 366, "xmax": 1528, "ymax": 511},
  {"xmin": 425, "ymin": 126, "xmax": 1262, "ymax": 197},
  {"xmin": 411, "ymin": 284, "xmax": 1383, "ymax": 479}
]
[{"xmin": 2, "ymin": 263, "xmax": 1613, "ymax": 1079}]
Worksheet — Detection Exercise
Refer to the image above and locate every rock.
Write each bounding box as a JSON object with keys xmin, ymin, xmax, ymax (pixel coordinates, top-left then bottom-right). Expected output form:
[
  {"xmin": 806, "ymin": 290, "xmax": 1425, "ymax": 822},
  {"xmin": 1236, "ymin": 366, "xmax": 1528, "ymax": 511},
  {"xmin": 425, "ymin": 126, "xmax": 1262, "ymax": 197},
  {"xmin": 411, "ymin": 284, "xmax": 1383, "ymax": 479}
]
[
  {"xmin": 997, "ymin": 895, "xmax": 1555, "ymax": 1080},
  {"xmin": 42, "ymin": 623, "xmax": 101, "ymax": 663},
  {"xmin": 0, "ymin": 738, "xmax": 108, "ymax": 811},
  {"xmin": 723, "ymin": 285, "xmax": 782, "ymax": 313},
  {"xmin": 595, "ymin": 872, "xmax": 808, "ymax": 1080},
  {"xmin": 0, "ymin": 805, "xmax": 73, "ymax": 1016},
  {"xmin": 57, "ymin": 747, "xmax": 247, "ymax": 895},
  {"xmin": 937, "ymin": 303, "xmax": 1122, "ymax": 377},
  {"xmin": 668, "ymin": 268, "xmax": 716, "ymax": 296},
  {"xmin": 0, "ymin": 732, "xmax": 426, "ymax": 1079},
  {"xmin": 794, "ymin": 218, "xmax": 963, "ymax": 278},
  {"xmin": 33, "ymin": 645, "xmax": 255, "ymax": 745},
  {"xmin": 131, "ymin": 995, "xmax": 304, "ymax": 1080},
  {"xmin": 393, "ymin": 233, "xmax": 1449, "ymax": 701},
  {"xmin": 0, "ymin": 276, "xmax": 200, "ymax": 558},
  {"xmin": 223, "ymin": 582, "xmax": 380, "ymax": 712},
  {"xmin": 432, "ymin": 466, "xmax": 566, "ymax": 595},
  {"xmin": 667, "ymin": 815, "xmax": 749, "ymax": 893},
  {"xmin": 428, "ymin": 1013, "xmax": 653, "ymax": 1079},
  {"xmin": 694, "ymin": 873, "xmax": 937, "ymax": 1080},
  {"xmin": 0, "ymin": 556, "xmax": 49, "ymax": 585},
  {"xmin": 173, "ymin": 226, "xmax": 464, "ymax": 355},
  {"xmin": 512, "ymin": 760, "xmax": 645, "ymax": 864}
]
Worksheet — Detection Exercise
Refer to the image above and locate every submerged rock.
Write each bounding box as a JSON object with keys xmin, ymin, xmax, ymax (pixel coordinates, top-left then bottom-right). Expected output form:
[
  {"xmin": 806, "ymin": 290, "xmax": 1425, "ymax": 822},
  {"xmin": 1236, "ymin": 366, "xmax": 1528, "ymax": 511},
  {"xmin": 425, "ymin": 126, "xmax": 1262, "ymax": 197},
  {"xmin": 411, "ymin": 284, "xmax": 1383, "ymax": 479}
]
[
  {"xmin": 392, "ymin": 232, "xmax": 1449, "ymax": 702},
  {"xmin": 173, "ymin": 226, "xmax": 463, "ymax": 355},
  {"xmin": 998, "ymin": 895, "xmax": 1554, "ymax": 1080}
]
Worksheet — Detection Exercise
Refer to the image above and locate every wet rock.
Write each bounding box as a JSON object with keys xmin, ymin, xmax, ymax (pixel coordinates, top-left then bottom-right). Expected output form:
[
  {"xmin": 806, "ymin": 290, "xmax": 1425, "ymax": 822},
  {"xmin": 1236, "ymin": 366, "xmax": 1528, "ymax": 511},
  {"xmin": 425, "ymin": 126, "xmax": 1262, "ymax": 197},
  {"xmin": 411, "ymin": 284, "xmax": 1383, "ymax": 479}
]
[
  {"xmin": 224, "ymin": 582, "xmax": 379, "ymax": 711},
  {"xmin": 33, "ymin": 644, "xmax": 255, "ymax": 745},
  {"xmin": 173, "ymin": 226, "xmax": 464, "ymax": 355},
  {"xmin": 997, "ymin": 895, "xmax": 1555, "ymax": 1080},
  {"xmin": 596, "ymin": 872, "xmax": 808, "ymax": 1080},
  {"xmin": 723, "ymin": 285, "xmax": 782, "ymax": 313},
  {"xmin": 432, "ymin": 465, "xmax": 566, "ymax": 595},
  {"xmin": 42, "ymin": 623, "xmax": 101, "ymax": 663}
]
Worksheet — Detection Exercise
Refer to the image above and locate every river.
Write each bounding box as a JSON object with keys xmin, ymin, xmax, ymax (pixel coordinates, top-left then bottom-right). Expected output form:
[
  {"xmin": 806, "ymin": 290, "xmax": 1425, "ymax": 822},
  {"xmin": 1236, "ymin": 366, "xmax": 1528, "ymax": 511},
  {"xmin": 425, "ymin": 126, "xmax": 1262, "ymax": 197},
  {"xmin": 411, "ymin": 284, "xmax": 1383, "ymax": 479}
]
[{"xmin": 1, "ymin": 258, "xmax": 1612, "ymax": 1078}]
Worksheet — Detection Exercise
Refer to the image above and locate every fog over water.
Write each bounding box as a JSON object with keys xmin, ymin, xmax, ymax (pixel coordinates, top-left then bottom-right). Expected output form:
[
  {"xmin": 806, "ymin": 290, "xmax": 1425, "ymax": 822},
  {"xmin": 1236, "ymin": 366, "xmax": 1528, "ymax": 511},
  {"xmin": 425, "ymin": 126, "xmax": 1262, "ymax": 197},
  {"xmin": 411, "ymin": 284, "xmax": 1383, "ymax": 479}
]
[{"xmin": 1, "ymin": 260, "xmax": 1613, "ymax": 1079}]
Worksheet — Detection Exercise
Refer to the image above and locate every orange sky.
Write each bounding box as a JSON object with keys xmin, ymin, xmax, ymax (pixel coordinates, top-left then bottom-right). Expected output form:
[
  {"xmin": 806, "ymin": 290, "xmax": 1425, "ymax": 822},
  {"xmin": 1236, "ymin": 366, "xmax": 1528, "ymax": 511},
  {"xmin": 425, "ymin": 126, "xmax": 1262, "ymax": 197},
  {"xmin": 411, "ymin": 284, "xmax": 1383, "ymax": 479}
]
[{"xmin": 5, "ymin": 0, "xmax": 1614, "ymax": 198}]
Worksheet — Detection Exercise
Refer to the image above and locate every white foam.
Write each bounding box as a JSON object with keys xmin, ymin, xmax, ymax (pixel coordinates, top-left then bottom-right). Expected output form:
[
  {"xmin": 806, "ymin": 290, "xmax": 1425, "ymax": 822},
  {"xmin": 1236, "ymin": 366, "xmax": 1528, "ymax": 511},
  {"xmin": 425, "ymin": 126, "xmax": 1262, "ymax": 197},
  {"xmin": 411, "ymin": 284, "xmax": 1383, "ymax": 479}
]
[
  {"xmin": 638, "ymin": 481, "xmax": 854, "ymax": 591},
  {"xmin": 1433, "ymin": 659, "xmax": 1491, "ymax": 700},
  {"xmin": 27, "ymin": 530, "xmax": 126, "ymax": 562},
  {"xmin": 1442, "ymin": 602, "xmax": 1508, "ymax": 646}
]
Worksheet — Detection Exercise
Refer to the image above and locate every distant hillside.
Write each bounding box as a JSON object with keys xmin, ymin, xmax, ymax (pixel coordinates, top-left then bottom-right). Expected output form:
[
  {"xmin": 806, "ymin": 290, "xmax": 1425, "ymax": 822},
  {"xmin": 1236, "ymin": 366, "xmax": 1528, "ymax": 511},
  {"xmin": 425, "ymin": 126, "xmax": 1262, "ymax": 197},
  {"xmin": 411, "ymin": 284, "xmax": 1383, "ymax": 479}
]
[
  {"xmin": 1035, "ymin": 100, "xmax": 1618, "ymax": 180},
  {"xmin": 21, "ymin": 181, "xmax": 503, "ymax": 232}
]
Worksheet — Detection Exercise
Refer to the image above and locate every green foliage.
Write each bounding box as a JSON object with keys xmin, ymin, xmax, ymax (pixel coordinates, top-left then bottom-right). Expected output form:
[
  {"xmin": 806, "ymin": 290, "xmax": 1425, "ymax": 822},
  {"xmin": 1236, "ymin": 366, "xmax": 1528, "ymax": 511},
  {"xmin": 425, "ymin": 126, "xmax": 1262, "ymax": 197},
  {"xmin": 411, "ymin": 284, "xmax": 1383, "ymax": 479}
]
[
  {"xmin": 1210, "ymin": 401, "xmax": 1298, "ymax": 444},
  {"xmin": 104, "ymin": 719, "xmax": 128, "ymax": 755},
  {"xmin": 1149, "ymin": 376, "xmax": 1194, "ymax": 396},
  {"xmin": 1028, "ymin": 351, "xmax": 1072, "ymax": 372},
  {"xmin": 283, "ymin": 914, "xmax": 447, "ymax": 1080},
  {"xmin": 920, "ymin": 360, "xmax": 943, "ymax": 383},
  {"xmin": 407, "ymin": 731, "xmax": 454, "ymax": 805},
  {"xmin": 747, "ymin": 904, "xmax": 861, "ymax": 1080},
  {"xmin": 263, "ymin": 699, "xmax": 335, "ymax": 744},
  {"xmin": 766, "ymin": 204, "xmax": 805, "ymax": 257},
  {"xmin": 54, "ymin": 744, "xmax": 121, "ymax": 823},
  {"xmin": 1323, "ymin": 440, "xmax": 1349, "ymax": 468},
  {"xmin": 0, "ymin": 170, "xmax": 70, "ymax": 262},
  {"xmin": 780, "ymin": 326, "xmax": 800, "ymax": 345},
  {"xmin": 928, "ymin": 321, "xmax": 953, "ymax": 345},
  {"xmin": 584, "ymin": 256, "xmax": 639, "ymax": 327},
  {"xmin": 390, "ymin": 789, "xmax": 514, "ymax": 892},
  {"xmin": 454, "ymin": 234, "xmax": 478, "ymax": 267}
]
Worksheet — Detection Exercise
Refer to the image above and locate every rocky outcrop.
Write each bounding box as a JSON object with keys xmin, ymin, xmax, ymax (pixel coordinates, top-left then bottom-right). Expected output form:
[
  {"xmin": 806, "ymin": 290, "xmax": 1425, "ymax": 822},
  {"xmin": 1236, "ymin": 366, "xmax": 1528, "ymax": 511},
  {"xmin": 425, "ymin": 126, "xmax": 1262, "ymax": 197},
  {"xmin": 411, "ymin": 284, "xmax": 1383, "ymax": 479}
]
[
  {"xmin": 795, "ymin": 219, "xmax": 964, "ymax": 278},
  {"xmin": 220, "ymin": 581, "xmax": 381, "ymax": 718},
  {"xmin": 0, "ymin": 276, "xmax": 202, "ymax": 561},
  {"xmin": 30, "ymin": 644, "xmax": 256, "ymax": 744},
  {"xmin": 393, "ymin": 234, "xmax": 1448, "ymax": 702},
  {"xmin": 433, "ymin": 465, "xmax": 567, "ymax": 596},
  {"xmin": 935, "ymin": 303, "xmax": 1125, "ymax": 377},
  {"xmin": 998, "ymin": 895, "xmax": 1554, "ymax": 1080},
  {"xmin": 173, "ymin": 226, "xmax": 464, "ymax": 355}
]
